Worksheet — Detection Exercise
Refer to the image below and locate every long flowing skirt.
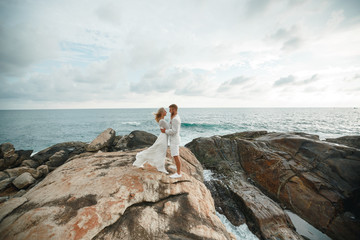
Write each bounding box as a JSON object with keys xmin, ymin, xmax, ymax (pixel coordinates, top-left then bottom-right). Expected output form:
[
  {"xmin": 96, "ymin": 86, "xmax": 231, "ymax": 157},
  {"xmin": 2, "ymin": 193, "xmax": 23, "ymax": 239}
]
[{"xmin": 132, "ymin": 133, "xmax": 168, "ymax": 172}]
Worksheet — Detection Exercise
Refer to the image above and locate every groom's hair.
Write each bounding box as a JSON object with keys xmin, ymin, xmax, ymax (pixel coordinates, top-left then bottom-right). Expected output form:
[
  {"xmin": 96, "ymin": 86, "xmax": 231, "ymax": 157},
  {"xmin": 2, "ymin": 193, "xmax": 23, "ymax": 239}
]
[{"xmin": 169, "ymin": 104, "xmax": 178, "ymax": 111}]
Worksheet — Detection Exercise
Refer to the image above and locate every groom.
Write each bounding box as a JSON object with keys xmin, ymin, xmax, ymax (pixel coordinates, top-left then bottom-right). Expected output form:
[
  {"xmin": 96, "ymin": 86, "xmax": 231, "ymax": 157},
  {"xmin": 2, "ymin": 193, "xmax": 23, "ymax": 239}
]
[{"xmin": 161, "ymin": 104, "xmax": 182, "ymax": 178}]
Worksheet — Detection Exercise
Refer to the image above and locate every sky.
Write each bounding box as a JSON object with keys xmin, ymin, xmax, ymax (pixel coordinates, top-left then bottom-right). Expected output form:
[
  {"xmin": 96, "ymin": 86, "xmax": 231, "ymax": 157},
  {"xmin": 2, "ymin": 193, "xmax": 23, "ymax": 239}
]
[{"xmin": 0, "ymin": 0, "xmax": 359, "ymax": 109}]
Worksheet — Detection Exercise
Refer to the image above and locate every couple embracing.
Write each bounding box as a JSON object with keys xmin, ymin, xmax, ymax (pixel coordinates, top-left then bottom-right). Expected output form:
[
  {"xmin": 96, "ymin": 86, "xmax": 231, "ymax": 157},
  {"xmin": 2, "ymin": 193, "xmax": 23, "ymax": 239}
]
[{"xmin": 133, "ymin": 104, "xmax": 182, "ymax": 178}]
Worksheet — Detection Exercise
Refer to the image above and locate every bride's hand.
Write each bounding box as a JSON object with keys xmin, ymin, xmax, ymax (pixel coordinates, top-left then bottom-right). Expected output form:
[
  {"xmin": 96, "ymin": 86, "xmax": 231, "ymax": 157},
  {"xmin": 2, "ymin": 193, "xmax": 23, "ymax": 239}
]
[{"xmin": 160, "ymin": 128, "xmax": 166, "ymax": 133}]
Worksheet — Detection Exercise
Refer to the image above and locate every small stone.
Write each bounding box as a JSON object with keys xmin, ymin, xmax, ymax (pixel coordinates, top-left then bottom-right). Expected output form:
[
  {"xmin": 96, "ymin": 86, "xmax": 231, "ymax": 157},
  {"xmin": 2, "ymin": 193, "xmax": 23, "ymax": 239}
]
[{"xmin": 12, "ymin": 172, "xmax": 36, "ymax": 189}]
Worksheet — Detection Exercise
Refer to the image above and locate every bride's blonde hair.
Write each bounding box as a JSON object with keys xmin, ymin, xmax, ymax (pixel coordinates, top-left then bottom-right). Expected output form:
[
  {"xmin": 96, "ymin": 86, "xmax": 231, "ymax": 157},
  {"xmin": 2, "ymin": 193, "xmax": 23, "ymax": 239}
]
[{"xmin": 153, "ymin": 107, "xmax": 166, "ymax": 122}]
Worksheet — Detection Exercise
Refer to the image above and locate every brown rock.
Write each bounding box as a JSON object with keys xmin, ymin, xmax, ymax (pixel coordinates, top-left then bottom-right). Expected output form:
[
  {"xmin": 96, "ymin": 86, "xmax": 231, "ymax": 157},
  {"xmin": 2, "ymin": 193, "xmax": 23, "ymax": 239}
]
[
  {"xmin": 86, "ymin": 128, "xmax": 116, "ymax": 152},
  {"xmin": 0, "ymin": 172, "xmax": 9, "ymax": 181},
  {"xmin": 12, "ymin": 172, "xmax": 36, "ymax": 189},
  {"xmin": 4, "ymin": 167, "xmax": 37, "ymax": 178},
  {"xmin": 0, "ymin": 148, "xmax": 234, "ymax": 240},
  {"xmin": 0, "ymin": 197, "xmax": 27, "ymax": 222},
  {"xmin": 186, "ymin": 131, "xmax": 360, "ymax": 240},
  {"xmin": 20, "ymin": 159, "xmax": 39, "ymax": 168}
]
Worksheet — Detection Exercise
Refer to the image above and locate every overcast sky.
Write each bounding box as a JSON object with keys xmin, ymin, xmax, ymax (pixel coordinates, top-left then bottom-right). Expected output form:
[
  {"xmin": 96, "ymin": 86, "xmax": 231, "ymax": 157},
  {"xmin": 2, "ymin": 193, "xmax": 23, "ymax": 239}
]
[{"xmin": 1, "ymin": 0, "xmax": 359, "ymax": 109}]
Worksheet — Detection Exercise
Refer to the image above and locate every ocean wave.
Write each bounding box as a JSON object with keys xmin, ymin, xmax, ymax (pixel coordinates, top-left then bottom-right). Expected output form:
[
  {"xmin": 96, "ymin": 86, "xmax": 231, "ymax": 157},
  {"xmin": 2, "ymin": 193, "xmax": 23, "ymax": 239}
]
[
  {"xmin": 121, "ymin": 122, "xmax": 141, "ymax": 126},
  {"xmin": 181, "ymin": 122, "xmax": 236, "ymax": 131}
]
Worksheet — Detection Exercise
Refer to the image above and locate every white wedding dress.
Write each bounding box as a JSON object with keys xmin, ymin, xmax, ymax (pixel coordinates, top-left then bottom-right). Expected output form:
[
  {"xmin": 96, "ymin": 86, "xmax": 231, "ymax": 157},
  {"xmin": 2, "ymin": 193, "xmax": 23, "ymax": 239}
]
[{"xmin": 132, "ymin": 119, "xmax": 169, "ymax": 173}]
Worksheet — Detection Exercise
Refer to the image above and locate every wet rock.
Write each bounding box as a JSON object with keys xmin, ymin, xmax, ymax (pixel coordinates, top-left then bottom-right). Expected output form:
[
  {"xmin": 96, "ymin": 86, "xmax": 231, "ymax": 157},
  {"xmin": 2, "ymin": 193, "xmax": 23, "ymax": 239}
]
[
  {"xmin": 114, "ymin": 130, "xmax": 157, "ymax": 151},
  {"xmin": 326, "ymin": 135, "xmax": 360, "ymax": 149},
  {"xmin": 186, "ymin": 131, "xmax": 360, "ymax": 240},
  {"xmin": 0, "ymin": 147, "xmax": 234, "ymax": 240},
  {"xmin": 12, "ymin": 172, "xmax": 36, "ymax": 189},
  {"xmin": 86, "ymin": 128, "xmax": 116, "ymax": 152},
  {"xmin": 31, "ymin": 141, "xmax": 88, "ymax": 164}
]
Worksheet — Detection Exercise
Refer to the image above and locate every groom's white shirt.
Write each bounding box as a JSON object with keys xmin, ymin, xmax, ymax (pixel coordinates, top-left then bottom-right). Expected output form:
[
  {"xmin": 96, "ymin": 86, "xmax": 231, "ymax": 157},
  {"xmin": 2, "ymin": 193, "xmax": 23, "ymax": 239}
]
[{"xmin": 165, "ymin": 114, "xmax": 181, "ymax": 145}]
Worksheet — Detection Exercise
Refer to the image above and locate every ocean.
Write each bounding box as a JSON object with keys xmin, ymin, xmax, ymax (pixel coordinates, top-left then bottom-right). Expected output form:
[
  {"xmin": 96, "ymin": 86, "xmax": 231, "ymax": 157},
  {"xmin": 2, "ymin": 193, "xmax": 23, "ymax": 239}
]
[{"xmin": 0, "ymin": 108, "xmax": 359, "ymax": 153}]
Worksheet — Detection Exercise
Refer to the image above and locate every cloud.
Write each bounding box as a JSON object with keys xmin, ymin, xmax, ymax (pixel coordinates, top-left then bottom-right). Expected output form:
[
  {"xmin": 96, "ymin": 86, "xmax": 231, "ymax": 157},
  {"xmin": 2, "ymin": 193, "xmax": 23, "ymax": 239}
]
[
  {"xmin": 217, "ymin": 76, "xmax": 252, "ymax": 92},
  {"xmin": 246, "ymin": 0, "xmax": 270, "ymax": 17},
  {"xmin": 273, "ymin": 75, "xmax": 296, "ymax": 87},
  {"xmin": 282, "ymin": 37, "xmax": 303, "ymax": 51}
]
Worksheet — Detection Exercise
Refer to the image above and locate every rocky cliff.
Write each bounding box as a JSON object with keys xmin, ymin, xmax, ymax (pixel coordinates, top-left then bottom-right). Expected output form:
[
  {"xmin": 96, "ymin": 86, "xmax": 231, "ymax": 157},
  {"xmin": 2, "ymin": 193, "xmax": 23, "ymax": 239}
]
[
  {"xmin": 0, "ymin": 129, "xmax": 235, "ymax": 240},
  {"xmin": 186, "ymin": 131, "xmax": 360, "ymax": 240}
]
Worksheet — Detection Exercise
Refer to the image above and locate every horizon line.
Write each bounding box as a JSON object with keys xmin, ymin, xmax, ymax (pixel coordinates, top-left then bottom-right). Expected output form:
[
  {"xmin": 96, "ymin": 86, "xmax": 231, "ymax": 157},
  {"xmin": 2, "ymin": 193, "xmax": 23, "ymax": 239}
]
[{"xmin": 0, "ymin": 106, "xmax": 359, "ymax": 111}]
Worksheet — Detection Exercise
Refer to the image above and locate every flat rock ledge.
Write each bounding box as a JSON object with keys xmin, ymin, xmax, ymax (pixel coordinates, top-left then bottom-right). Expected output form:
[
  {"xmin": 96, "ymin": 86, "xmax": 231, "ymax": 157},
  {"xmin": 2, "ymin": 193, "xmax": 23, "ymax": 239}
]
[{"xmin": 0, "ymin": 147, "xmax": 235, "ymax": 240}]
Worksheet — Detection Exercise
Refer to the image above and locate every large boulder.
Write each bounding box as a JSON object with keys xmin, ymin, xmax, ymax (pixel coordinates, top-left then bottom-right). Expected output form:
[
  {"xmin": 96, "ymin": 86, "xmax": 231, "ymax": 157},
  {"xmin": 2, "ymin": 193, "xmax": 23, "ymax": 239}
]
[
  {"xmin": 86, "ymin": 128, "xmax": 116, "ymax": 152},
  {"xmin": 0, "ymin": 143, "xmax": 32, "ymax": 170},
  {"xmin": 114, "ymin": 130, "xmax": 157, "ymax": 150},
  {"xmin": 0, "ymin": 147, "xmax": 235, "ymax": 240},
  {"xmin": 31, "ymin": 141, "xmax": 88, "ymax": 165},
  {"xmin": 326, "ymin": 135, "xmax": 360, "ymax": 149},
  {"xmin": 186, "ymin": 131, "xmax": 360, "ymax": 240},
  {"xmin": 12, "ymin": 172, "xmax": 36, "ymax": 189}
]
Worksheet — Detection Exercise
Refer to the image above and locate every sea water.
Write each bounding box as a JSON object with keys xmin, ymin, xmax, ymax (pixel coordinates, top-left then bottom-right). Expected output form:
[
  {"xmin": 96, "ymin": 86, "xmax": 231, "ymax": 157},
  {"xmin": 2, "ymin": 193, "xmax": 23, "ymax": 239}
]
[{"xmin": 0, "ymin": 108, "xmax": 359, "ymax": 152}]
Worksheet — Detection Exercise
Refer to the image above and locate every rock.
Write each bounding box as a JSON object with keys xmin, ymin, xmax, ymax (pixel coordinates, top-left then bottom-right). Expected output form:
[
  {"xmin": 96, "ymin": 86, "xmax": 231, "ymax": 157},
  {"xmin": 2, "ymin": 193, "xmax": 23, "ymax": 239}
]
[
  {"xmin": 46, "ymin": 150, "xmax": 68, "ymax": 168},
  {"xmin": 12, "ymin": 190, "xmax": 26, "ymax": 198},
  {"xmin": 32, "ymin": 165, "xmax": 49, "ymax": 179},
  {"xmin": 0, "ymin": 178, "xmax": 15, "ymax": 192},
  {"xmin": 0, "ymin": 171, "xmax": 9, "ymax": 181},
  {"xmin": 186, "ymin": 131, "xmax": 360, "ymax": 240},
  {"xmin": 0, "ymin": 197, "xmax": 27, "ymax": 222},
  {"xmin": 12, "ymin": 172, "xmax": 36, "ymax": 189},
  {"xmin": 32, "ymin": 141, "xmax": 88, "ymax": 164},
  {"xmin": 13, "ymin": 150, "xmax": 33, "ymax": 167},
  {"xmin": 86, "ymin": 128, "xmax": 116, "ymax": 152},
  {"xmin": 4, "ymin": 167, "xmax": 37, "ymax": 178},
  {"xmin": 0, "ymin": 143, "xmax": 15, "ymax": 159},
  {"xmin": 0, "ymin": 143, "xmax": 17, "ymax": 170},
  {"xmin": 20, "ymin": 159, "xmax": 39, "ymax": 168},
  {"xmin": 0, "ymin": 148, "xmax": 235, "ymax": 240},
  {"xmin": 0, "ymin": 144, "xmax": 33, "ymax": 170},
  {"xmin": 114, "ymin": 130, "xmax": 157, "ymax": 150},
  {"xmin": 326, "ymin": 135, "xmax": 360, "ymax": 149}
]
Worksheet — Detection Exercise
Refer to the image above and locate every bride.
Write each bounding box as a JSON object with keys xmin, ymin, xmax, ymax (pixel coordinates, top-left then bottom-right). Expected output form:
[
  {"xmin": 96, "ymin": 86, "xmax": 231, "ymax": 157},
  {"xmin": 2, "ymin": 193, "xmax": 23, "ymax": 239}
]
[{"xmin": 132, "ymin": 107, "xmax": 169, "ymax": 174}]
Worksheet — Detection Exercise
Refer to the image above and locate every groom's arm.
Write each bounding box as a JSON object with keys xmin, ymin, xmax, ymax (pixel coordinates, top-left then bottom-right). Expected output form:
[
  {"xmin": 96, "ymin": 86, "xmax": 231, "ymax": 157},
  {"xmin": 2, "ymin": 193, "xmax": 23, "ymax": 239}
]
[{"xmin": 165, "ymin": 118, "xmax": 180, "ymax": 136}]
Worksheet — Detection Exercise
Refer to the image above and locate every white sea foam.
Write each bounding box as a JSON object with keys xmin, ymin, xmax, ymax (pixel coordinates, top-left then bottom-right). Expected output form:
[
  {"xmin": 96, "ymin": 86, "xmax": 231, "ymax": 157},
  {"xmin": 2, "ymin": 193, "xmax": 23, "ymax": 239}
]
[
  {"xmin": 216, "ymin": 211, "xmax": 259, "ymax": 240},
  {"xmin": 121, "ymin": 121, "xmax": 141, "ymax": 126}
]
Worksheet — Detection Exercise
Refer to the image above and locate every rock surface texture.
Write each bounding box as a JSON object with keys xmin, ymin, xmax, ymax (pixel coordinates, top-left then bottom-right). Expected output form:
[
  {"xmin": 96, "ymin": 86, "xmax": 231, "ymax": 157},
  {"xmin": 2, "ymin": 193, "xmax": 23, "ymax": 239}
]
[
  {"xmin": 186, "ymin": 131, "xmax": 360, "ymax": 240},
  {"xmin": 0, "ymin": 147, "xmax": 235, "ymax": 240}
]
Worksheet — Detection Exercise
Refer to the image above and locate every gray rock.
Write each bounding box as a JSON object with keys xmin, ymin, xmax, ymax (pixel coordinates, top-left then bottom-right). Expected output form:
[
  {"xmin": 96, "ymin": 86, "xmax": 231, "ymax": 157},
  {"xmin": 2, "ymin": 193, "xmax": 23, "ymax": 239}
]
[
  {"xmin": 0, "ymin": 171, "xmax": 9, "ymax": 181},
  {"xmin": 12, "ymin": 172, "xmax": 36, "ymax": 189},
  {"xmin": 0, "ymin": 177, "xmax": 15, "ymax": 192},
  {"xmin": 46, "ymin": 150, "xmax": 68, "ymax": 168},
  {"xmin": 21, "ymin": 159, "xmax": 39, "ymax": 168},
  {"xmin": 12, "ymin": 189, "xmax": 27, "ymax": 198},
  {"xmin": 31, "ymin": 141, "xmax": 88, "ymax": 164},
  {"xmin": 326, "ymin": 135, "xmax": 360, "ymax": 149},
  {"xmin": 86, "ymin": 128, "xmax": 116, "ymax": 152},
  {"xmin": 32, "ymin": 165, "xmax": 49, "ymax": 179},
  {"xmin": 114, "ymin": 130, "xmax": 157, "ymax": 150}
]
